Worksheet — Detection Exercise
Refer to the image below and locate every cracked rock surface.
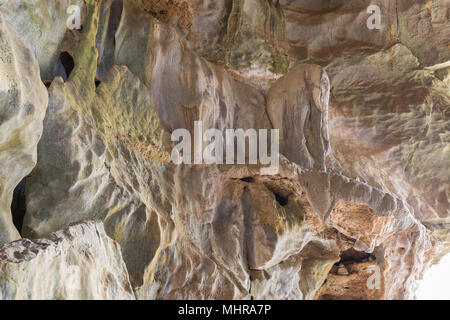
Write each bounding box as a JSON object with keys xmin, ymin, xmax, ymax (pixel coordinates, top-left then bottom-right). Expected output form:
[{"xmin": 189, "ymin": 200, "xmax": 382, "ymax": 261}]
[
  {"xmin": 0, "ymin": 14, "xmax": 48, "ymax": 245},
  {"xmin": 0, "ymin": 0, "xmax": 448, "ymax": 300},
  {"xmin": 0, "ymin": 221, "xmax": 135, "ymax": 299}
]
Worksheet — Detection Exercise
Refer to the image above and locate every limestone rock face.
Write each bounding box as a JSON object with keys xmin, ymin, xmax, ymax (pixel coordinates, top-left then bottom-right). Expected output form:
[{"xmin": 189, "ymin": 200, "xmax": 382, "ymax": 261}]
[
  {"xmin": 0, "ymin": 0, "xmax": 448, "ymax": 300},
  {"xmin": 0, "ymin": 15, "xmax": 48, "ymax": 245},
  {"xmin": 329, "ymin": 43, "xmax": 450, "ymax": 221},
  {"xmin": 0, "ymin": 221, "xmax": 135, "ymax": 300},
  {"xmin": 267, "ymin": 64, "xmax": 330, "ymax": 170},
  {"xmin": 0, "ymin": 0, "xmax": 84, "ymax": 81},
  {"xmin": 188, "ymin": 0, "xmax": 290, "ymax": 88},
  {"xmin": 24, "ymin": 64, "xmax": 164, "ymax": 289}
]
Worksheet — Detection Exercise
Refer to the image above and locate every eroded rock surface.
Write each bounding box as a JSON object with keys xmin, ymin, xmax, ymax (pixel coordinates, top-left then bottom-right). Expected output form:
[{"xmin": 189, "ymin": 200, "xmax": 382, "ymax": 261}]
[
  {"xmin": 0, "ymin": 0, "xmax": 84, "ymax": 81},
  {"xmin": 0, "ymin": 14, "xmax": 48, "ymax": 245},
  {"xmin": 0, "ymin": 221, "xmax": 135, "ymax": 299},
  {"xmin": 0, "ymin": 0, "xmax": 448, "ymax": 300}
]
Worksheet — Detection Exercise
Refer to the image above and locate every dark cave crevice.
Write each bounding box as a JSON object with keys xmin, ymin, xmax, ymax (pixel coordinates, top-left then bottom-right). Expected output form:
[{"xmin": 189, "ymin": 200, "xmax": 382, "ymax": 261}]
[
  {"xmin": 274, "ymin": 192, "xmax": 288, "ymax": 206},
  {"xmin": 338, "ymin": 248, "xmax": 376, "ymax": 266},
  {"xmin": 59, "ymin": 51, "xmax": 75, "ymax": 79},
  {"xmin": 262, "ymin": 182, "xmax": 291, "ymax": 207},
  {"xmin": 11, "ymin": 178, "xmax": 26, "ymax": 236}
]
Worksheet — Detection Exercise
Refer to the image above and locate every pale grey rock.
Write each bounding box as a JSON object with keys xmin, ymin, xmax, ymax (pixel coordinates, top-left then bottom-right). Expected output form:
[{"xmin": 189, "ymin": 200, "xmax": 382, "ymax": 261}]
[
  {"xmin": 96, "ymin": 0, "xmax": 123, "ymax": 80},
  {"xmin": 112, "ymin": 1, "xmax": 271, "ymax": 134},
  {"xmin": 0, "ymin": 0, "xmax": 84, "ymax": 81},
  {"xmin": 149, "ymin": 23, "xmax": 271, "ymax": 134},
  {"xmin": 329, "ymin": 44, "xmax": 450, "ymax": 220},
  {"xmin": 188, "ymin": 0, "xmax": 291, "ymax": 88},
  {"xmin": 23, "ymin": 76, "xmax": 139, "ymax": 239},
  {"xmin": 0, "ymin": 14, "xmax": 48, "ymax": 245},
  {"xmin": 2, "ymin": 0, "xmax": 445, "ymax": 301},
  {"xmin": 250, "ymin": 236, "xmax": 340, "ymax": 300},
  {"xmin": 113, "ymin": 0, "xmax": 151, "ymax": 80},
  {"xmin": 267, "ymin": 64, "xmax": 330, "ymax": 170},
  {"xmin": 187, "ymin": 0, "xmax": 449, "ymax": 85},
  {"xmin": 23, "ymin": 70, "xmax": 161, "ymax": 288},
  {"xmin": 22, "ymin": 4, "xmax": 437, "ymax": 298},
  {"xmin": 0, "ymin": 221, "xmax": 135, "ymax": 300},
  {"xmin": 279, "ymin": 0, "xmax": 449, "ymax": 67}
]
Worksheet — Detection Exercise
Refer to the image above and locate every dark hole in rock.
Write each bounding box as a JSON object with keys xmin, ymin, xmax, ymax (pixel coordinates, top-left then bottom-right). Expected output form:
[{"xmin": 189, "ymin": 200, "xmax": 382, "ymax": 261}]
[
  {"xmin": 263, "ymin": 182, "xmax": 291, "ymax": 206},
  {"xmin": 336, "ymin": 248, "xmax": 376, "ymax": 267},
  {"xmin": 43, "ymin": 80, "xmax": 52, "ymax": 88},
  {"xmin": 240, "ymin": 177, "xmax": 254, "ymax": 183},
  {"xmin": 95, "ymin": 79, "xmax": 101, "ymax": 87},
  {"xmin": 11, "ymin": 178, "xmax": 26, "ymax": 235},
  {"xmin": 274, "ymin": 192, "xmax": 288, "ymax": 206},
  {"xmin": 60, "ymin": 51, "xmax": 75, "ymax": 78}
]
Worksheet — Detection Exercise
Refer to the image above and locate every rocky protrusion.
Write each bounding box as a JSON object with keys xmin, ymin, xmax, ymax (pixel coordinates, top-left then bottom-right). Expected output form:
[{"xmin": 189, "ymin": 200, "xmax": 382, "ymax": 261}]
[
  {"xmin": 267, "ymin": 64, "xmax": 330, "ymax": 170},
  {"xmin": 0, "ymin": 221, "xmax": 135, "ymax": 300},
  {"xmin": 0, "ymin": 15, "xmax": 48, "ymax": 245},
  {"xmin": 0, "ymin": 0, "xmax": 85, "ymax": 81}
]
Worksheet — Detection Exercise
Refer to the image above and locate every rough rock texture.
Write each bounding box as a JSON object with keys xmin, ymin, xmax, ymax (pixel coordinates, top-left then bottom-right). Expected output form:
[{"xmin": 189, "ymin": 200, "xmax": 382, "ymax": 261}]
[
  {"xmin": 267, "ymin": 64, "xmax": 330, "ymax": 170},
  {"xmin": 189, "ymin": 0, "xmax": 290, "ymax": 88},
  {"xmin": 0, "ymin": 221, "xmax": 135, "ymax": 299},
  {"xmin": 0, "ymin": 0, "xmax": 84, "ymax": 81},
  {"xmin": 330, "ymin": 43, "xmax": 450, "ymax": 221},
  {"xmin": 0, "ymin": 0, "xmax": 448, "ymax": 300},
  {"xmin": 0, "ymin": 14, "xmax": 48, "ymax": 244}
]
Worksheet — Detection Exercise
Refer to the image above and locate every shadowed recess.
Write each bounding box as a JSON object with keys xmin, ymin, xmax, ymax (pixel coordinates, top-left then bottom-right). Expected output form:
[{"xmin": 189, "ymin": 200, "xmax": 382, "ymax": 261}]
[{"xmin": 10, "ymin": 178, "xmax": 26, "ymax": 235}]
